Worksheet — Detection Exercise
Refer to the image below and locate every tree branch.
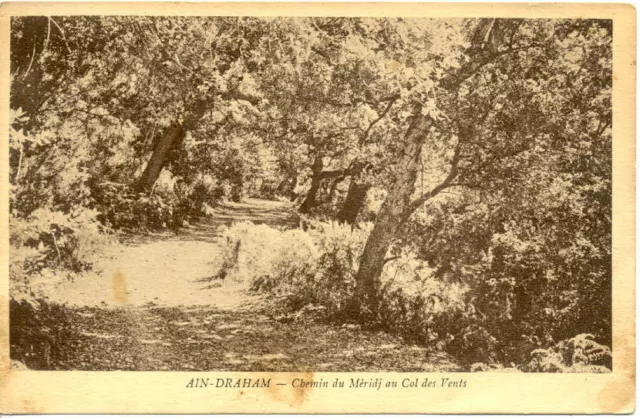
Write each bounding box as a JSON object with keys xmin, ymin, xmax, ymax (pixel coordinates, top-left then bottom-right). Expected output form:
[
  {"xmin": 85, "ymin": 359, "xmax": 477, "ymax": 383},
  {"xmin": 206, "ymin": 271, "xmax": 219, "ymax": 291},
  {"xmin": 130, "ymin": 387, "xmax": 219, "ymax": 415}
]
[
  {"xmin": 383, "ymin": 255, "xmax": 401, "ymax": 265},
  {"xmin": 361, "ymin": 96, "xmax": 398, "ymax": 145},
  {"xmin": 311, "ymin": 46, "xmax": 332, "ymax": 63},
  {"xmin": 22, "ymin": 43, "xmax": 37, "ymax": 79},
  {"xmin": 221, "ymin": 91, "xmax": 262, "ymax": 106},
  {"xmin": 407, "ymin": 140, "xmax": 462, "ymax": 215},
  {"xmin": 48, "ymin": 17, "xmax": 72, "ymax": 54}
]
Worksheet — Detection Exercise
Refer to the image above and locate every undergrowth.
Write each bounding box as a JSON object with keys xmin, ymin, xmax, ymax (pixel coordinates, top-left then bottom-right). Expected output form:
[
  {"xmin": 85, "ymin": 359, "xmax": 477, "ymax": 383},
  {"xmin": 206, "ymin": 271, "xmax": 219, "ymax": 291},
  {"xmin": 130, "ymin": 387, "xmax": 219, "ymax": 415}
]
[
  {"xmin": 215, "ymin": 220, "xmax": 612, "ymax": 372},
  {"xmin": 9, "ymin": 298, "xmax": 74, "ymax": 370}
]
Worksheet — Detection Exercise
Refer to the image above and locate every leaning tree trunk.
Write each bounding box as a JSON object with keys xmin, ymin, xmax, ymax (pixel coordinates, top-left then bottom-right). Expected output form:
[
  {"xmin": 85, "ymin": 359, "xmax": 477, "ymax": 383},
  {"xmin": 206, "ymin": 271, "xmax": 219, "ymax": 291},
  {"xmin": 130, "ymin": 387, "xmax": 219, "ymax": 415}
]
[
  {"xmin": 353, "ymin": 117, "xmax": 431, "ymax": 317},
  {"xmin": 136, "ymin": 121, "xmax": 185, "ymax": 193},
  {"xmin": 337, "ymin": 180, "xmax": 370, "ymax": 225},
  {"xmin": 298, "ymin": 156, "xmax": 323, "ymax": 214},
  {"xmin": 352, "ymin": 18, "xmax": 500, "ymax": 319},
  {"xmin": 134, "ymin": 90, "xmax": 260, "ymax": 194}
]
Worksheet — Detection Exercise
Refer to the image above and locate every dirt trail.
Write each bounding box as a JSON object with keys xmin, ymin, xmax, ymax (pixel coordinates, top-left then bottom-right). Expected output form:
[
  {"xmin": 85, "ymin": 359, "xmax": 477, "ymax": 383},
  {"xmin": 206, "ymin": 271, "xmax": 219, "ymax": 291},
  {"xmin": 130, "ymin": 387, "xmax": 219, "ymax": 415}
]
[
  {"xmin": 34, "ymin": 198, "xmax": 459, "ymax": 372},
  {"xmin": 45, "ymin": 198, "xmax": 297, "ymax": 310}
]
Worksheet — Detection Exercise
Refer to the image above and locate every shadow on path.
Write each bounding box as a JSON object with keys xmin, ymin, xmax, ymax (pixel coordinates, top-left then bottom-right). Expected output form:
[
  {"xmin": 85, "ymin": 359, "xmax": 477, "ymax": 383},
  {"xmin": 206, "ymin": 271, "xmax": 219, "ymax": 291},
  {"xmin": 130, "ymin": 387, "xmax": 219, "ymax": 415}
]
[{"xmin": 18, "ymin": 198, "xmax": 462, "ymax": 372}]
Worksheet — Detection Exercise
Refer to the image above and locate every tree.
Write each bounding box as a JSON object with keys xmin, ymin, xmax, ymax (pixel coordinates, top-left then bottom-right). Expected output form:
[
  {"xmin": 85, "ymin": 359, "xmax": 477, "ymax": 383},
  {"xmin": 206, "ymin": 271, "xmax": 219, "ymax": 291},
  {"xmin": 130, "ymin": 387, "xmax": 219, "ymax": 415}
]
[
  {"xmin": 254, "ymin": 18, "xmax": 412, "ymax": 217},
  {"xmin": 10, "ymin": 16, "xmax": 611, "ymax": 339},
  {"xmin": 351, "ymin": 18, "xmax": 611, "ymax": 318}
]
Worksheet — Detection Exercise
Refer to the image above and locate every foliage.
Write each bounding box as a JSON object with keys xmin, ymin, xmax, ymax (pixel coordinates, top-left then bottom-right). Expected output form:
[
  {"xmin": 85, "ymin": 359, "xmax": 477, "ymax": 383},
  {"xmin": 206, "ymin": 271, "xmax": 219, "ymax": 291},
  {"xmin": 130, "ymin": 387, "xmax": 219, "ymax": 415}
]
[
  {"xmin": 216, "ymin": 220, "xmax": 368, "ymax": 313},
  {"xmin": 218, "ymin": 216, "xmax": 612, "ymax": 370},
  {"xmin": 10, "ymin": 298, "xmax": 74, "ymax": 370},
  {"xmin": 10, "ymin": 16, "xmax": 612, "ymax": 371},
  {"xmin": 93, "ymin": 173, "xmax": 220, "ymax": 231},
  {"xmin": 10, "ymin": 207, "xmax": 112, "ymax": 302},
  {"xmin": 522, "ymin": 333, "xmax": 611, "ymax": 373},
  {"xmin": 216, "ymin": 221, "xmax": 470, "ymax": 348}
]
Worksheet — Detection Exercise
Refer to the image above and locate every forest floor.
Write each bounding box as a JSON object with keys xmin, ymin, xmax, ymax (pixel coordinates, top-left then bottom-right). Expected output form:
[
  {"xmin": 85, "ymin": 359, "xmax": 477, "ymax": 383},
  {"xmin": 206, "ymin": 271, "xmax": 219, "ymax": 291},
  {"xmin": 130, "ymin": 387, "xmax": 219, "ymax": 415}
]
[{"xmin": 18, "ymin": 198, "xmax": 460, "ymax": 372}]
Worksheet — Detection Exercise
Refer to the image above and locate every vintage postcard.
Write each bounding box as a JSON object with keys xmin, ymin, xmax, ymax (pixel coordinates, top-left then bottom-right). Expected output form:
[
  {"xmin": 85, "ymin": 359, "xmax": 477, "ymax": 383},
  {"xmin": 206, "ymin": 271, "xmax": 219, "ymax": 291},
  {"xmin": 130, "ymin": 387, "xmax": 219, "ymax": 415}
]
[{"xmin": 0, "ymin": 2, "xmax": 635, "ymax": 414}]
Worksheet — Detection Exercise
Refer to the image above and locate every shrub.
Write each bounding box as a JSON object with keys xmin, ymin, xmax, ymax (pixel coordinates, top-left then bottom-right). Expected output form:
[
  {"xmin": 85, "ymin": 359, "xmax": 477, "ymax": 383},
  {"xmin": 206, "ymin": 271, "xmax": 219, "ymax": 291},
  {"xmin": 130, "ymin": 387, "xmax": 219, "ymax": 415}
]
[
  {"xmin": 10, "ymin": 207, "xmax": 113, "ymax": 302},
  {"xmin": 215, "ymin": 221, "xmax": 611, "ymax": 371},
  {"xmin": 215, "ymin": 220, "xmax": 371, "ymax": 312},
  {"xmin": 377, "ymin": 252, "xmax": 469, "ymax": 347},
  {"xmin": 396, "ymin": 188, "xmax": 611, "ymax": 368},
  {"xmin": 523, "ymin": 333, "xmax": 611, "ymax": 373},
  {"xmin": 215, "ymin": 220, "xmax": 469, "ymax": 340},
  {"xmin": 216, "ymin": 221, "xmax": 319, "ymax": 305},
  {"xmin": 10, "ymin": 298, "xmax": 74, "ymax": 369},
  {"xmin": 10, "ymin": 207, "xmax": 111, "ymax": 273},
  {"xmin": 93, "ymin": 173, "xmax": 221, "ymax": 231}
]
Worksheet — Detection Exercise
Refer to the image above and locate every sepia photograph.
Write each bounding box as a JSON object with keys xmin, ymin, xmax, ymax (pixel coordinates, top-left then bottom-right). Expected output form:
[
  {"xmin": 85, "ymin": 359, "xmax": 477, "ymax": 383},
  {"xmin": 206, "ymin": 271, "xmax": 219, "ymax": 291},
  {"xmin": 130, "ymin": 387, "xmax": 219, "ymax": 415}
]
[
  {"xmin": 7, "ymin": 13, "xmax": 616, "ymax": 372},
  {"xmin": 0, "ymin": 2, "xmax": 635, "ymax": 414}
]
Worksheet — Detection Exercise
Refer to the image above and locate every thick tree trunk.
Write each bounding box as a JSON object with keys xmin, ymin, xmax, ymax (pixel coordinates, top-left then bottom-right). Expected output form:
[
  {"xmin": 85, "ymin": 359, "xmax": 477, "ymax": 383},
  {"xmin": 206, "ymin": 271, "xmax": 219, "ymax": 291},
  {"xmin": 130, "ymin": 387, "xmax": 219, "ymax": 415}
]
[
  {"xmin": 337, "ymin": 180, "xmax": 370, "ymax": 225},
  {"xmin": 136, "ymin": 121, "xmax": 185, "ymax": 193},
  {"xmin": 134, "ymin": 90, "xmax": 260, "ymax": 194},
  {"xmin": 298, "ymin": 156, "xmax": 323, "ymax": 214},
  {"xmin": 352, "ymin": 19, "xmax": 500, "ymax": 318},
  {"xmin": 352, "ymin": 198, "xmax": 404, "ymax": 316},
  {"xmin": 353, "ymin": 117, "xmax": 431, "ymax": 317}
]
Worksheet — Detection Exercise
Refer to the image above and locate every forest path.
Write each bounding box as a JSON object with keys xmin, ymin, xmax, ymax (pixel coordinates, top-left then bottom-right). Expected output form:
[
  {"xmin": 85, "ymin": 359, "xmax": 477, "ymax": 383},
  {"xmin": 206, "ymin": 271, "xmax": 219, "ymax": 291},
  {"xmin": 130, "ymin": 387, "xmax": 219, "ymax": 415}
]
[
  {"xmin": 45, "ymin": 198, "xmax": 298, "ymax": 309},
  {"xmin": 37, "ymin": 198, "xmax": 459, "ymax": 371}
]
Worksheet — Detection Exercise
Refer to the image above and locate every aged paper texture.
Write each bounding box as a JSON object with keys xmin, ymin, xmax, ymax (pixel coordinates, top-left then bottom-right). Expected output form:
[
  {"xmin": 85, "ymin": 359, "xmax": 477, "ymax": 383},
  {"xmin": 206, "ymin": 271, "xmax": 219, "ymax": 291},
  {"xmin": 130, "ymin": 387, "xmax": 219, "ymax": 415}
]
[{"xmin": 0, "ymin": 2, "xmax": 635, "ymax": 414}]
